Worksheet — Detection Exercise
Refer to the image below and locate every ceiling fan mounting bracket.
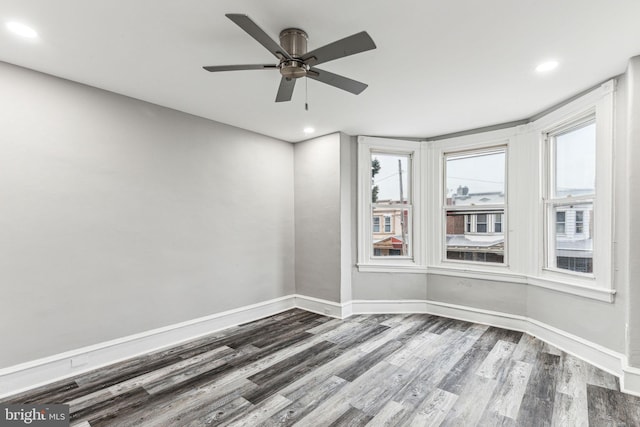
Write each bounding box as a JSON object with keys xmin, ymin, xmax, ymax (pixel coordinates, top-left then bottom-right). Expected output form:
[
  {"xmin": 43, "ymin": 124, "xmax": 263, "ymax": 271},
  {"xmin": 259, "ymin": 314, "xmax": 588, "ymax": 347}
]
[{"xmin": 279, "ymin": 28, "xmax": 308, "ymax": 58}]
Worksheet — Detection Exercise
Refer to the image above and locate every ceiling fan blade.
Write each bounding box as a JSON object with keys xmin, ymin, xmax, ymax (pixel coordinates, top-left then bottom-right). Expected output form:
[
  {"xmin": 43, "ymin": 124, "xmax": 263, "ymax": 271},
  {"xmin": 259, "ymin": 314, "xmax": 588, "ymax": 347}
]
[
  {"xmin": 226, "ymin": 14, "xmax": 292, "ymax": 60},
  {"xmin": 301, "ymin": 31, "xmax": 376, "ymax": 66},
  {"xmin": 275, "ymin": 77, "xmax": 296, "ymax": 102},
  {"xmin": 203, "ymin": 64, "xmax": 278, "ymax": 72},
  {"xmin": 307, "ymin": 68, "xmax": 368, "ymax": 95}
]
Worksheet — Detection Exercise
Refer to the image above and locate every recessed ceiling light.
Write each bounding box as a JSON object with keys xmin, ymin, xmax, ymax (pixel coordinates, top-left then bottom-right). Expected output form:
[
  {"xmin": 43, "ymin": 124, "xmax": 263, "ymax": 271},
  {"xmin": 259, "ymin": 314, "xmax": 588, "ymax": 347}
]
[
  {"xmin": 303, "ymin": 127, "xmax": 315, "ymax": 134},
  {"xmin": 536, "ymin": 60, "xmax": 558, "ymax": 73},
  {"xmin": 6, "ymin": 21, "xmax": 38, "ymax": 39}
]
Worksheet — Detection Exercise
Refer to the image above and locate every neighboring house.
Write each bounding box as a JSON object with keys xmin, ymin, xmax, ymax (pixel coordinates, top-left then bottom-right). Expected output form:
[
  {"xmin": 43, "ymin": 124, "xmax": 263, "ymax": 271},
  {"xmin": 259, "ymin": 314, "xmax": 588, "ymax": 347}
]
[
  {"xmin": 445, "ymin": 189, "xmax": 592, "ymax": 272},
  {"xmin": 372, "ymin": 201, "xmax": 408, "ymax": 256}
]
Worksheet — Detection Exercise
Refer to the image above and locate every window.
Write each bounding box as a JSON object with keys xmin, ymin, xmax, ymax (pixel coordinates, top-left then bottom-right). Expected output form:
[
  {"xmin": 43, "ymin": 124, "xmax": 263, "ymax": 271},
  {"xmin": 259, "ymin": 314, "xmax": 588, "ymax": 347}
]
[
  {"xmin": 494, "ymin": 214, "xmax": 502, "ymax": 233},
  {"xmin": 444, "ymin": 148, "xmax": 506, "ymax": 264},
  {"xmin": 545, "ymin": 118, "xmax": 595, "ymax": 274},
  {"xmin": 575, "ymin": 211, "xmax": 584, "ymax": 233},
  {"xmin": 556, "ymin": 211, "xmax": 566, "ymax": 234},
  {"xmin": 476, "ymin": 214, "xmax": 488, "ymax": 233},
  {"xmin": 358, "ymin": 137, "xmax": 422, "ymax": 271},
  {"xmin": 384, "ymin": 216, "xmax": 392, "ymax": 233},
  {"xmin": 370, "ymin": 152, "xmax": 411, "ymax": 257}
]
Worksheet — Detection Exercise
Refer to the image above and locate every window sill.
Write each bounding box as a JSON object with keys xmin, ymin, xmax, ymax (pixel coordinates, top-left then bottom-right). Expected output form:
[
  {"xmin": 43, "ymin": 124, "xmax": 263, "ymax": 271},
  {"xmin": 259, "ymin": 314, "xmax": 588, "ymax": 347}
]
[
  {"xmin": 357, "ymin": 264, "xmax": 428, "ymax": 274},
  {"xmin": 527, "ymin": 275, "xmax": 614, "ymax": 302},
  {"xmin": 426, "ymin": 265, "xmax": 615, "ymax": 303}
]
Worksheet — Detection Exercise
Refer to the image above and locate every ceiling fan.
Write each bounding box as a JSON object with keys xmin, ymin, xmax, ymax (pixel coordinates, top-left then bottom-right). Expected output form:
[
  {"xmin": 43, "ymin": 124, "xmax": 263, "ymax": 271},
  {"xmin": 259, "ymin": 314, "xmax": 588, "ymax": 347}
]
[{"xmin": 203, "ymin": 14, "xmax": 377, "ymax": 102}]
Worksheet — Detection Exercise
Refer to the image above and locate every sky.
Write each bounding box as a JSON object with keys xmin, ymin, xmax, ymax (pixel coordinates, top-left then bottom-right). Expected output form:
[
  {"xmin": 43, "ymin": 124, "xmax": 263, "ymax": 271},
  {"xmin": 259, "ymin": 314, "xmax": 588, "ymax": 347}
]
[
  {"xmin": 554, "ymin": 123, "xmax": 595, "ymax": 195},
  {"xmin": 372, "ymin": 153, "xmax": 408, "ymax": 202},
  {"xmin": 446, "ymin": 151, "xmax": 505, "ymax": 197}
]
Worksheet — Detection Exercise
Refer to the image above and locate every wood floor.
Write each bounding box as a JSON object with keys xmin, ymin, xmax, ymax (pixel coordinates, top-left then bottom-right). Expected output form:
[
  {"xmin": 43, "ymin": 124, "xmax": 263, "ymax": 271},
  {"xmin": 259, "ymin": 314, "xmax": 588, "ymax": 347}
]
[{"xmin": 4, "ymin": 309, "xmax": 640, "ymax": 426}]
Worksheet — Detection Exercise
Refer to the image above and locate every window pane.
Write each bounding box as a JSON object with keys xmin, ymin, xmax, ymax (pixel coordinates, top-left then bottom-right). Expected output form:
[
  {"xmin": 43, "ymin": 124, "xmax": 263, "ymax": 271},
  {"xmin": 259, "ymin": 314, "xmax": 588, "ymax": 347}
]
[
  {"xmin": 446, "ymin": 150, "xmax": 505, "ymax": 206},
  {"xmin": 476, "ymin": 214, "xmax": 487, "ymax": 233},
  {"xmin": 372, "ymin": 153, "xmax": 410, "ymax": 203},
  {"xmin": 554, "ymin": 122, "xmax": 595, "ymax": 198},
  {"xmin": 552, "ymin": 202, "xmax": 593, "ymax": 273},
  {"xmin": 446, "ymin": 211, "xmax": 504, "ymax": 263},
  {"xmin": 372, "ymin": 207, "xmax": 411, "ymax": 256},
  {"xmin": 556, "ymin": 211, "xmax": 566, "ymax": 234}
]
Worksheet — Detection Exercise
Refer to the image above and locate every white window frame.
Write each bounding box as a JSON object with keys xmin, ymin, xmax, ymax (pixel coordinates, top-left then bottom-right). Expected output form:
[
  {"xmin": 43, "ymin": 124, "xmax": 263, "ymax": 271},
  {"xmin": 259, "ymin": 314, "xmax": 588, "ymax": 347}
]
[
  {"xmin": 357, "ymin": 136, "xmax": 424, "ymax": 272},
  {"xmin": 440, "ymin": 144, "xmax": 509, "ymax": 267},
  {"xmin": 532, "ymin": 80, "xmax": 615, "ymax": 294},
  {"xmin": 544, "ymin": 114, "xmax": 595, "ymax": 276}
]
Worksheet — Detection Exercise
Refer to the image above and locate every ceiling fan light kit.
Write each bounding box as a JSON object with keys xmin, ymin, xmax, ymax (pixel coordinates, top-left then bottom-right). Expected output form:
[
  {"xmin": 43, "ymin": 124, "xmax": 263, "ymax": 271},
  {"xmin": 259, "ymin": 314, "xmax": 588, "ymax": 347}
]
[{"xmin": 203, "ymin": 14, "xmax": 376, "ymax": 102}]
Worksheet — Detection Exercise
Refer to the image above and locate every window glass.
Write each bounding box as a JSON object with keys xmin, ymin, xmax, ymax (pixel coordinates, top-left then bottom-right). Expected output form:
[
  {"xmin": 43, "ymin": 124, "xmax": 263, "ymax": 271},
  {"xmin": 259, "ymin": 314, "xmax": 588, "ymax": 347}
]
[
  {"xmin": 372, "ymin": 208, "xmax": 410, "ymax": 256},
  {"xmin": 554, "ymin": 123, "xmax": 596, "ymax": 198},
  {"xmin": 547, "ymin": 119, "xmax": 595, "ymax": 275},
  {"xmin": 372, "ymin": 153, "xmax": 410, "ymax": 203},
  {"xmin": 446, "ymin": 151, "xmax": 505, "ymax": 206},
  {"xmin": 445, "ymin": 148, "xmax": 506, "ymax": 264},
  {"xmin": 551, "ymin": 203, "xmax": 593, "ymax": 273},
  {"xmin": 446, "ymin": 212, "xmax": 505, "ymax": 263},
  {"xmin": 371, "ymin": 151, "xmax": 412, "ymax": 258}
]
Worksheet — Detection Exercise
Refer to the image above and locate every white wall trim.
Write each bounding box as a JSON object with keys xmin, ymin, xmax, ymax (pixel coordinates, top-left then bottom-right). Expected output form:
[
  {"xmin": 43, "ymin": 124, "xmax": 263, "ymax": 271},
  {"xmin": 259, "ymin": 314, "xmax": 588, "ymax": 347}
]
[
  {"xmin": 292, "ymin": 294, "xmax": 347, "ymax": 319},
  {"xmin": 350, "ymin": 298, "xmax": 639, "ymax": 396},
  {"xmin": 0, "ymin": 295, "xmax": 297, "ymax": 399},
  {"xmin": 2, "ymin": 294, "xmax": 637, "ymax": 399}
]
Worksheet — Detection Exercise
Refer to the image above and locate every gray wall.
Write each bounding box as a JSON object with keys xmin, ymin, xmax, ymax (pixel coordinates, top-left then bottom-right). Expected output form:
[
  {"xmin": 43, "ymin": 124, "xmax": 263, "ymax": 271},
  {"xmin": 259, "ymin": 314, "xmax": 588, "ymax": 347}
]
[
  {"xmin": 294, "ymin": 133, "xmax": 341, "ymax": 302},
  {"xmin": 626, "ymin": 56, "xmax": 640, "ymax": 366},
  {"xmin": 0, "ymin": 62, "xmax": 295, "ymax": 367}
]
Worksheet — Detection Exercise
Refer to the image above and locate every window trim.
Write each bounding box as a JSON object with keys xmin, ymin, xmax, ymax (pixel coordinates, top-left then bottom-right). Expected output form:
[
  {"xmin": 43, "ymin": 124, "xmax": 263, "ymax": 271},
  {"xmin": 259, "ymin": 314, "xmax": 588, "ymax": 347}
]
[
  {"xmin": 357, "ymin": 136, "xmax": 424, "ymax": 271},
  {"xmin": 534, "ymin": 80, "xmax": 615, "ymax": 291}
]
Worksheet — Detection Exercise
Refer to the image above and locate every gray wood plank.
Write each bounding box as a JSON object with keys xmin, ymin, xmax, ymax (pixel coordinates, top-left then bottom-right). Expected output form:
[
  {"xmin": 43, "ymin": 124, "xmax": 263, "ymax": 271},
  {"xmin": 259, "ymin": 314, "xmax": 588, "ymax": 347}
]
[
  {"xmin": 364, "ymin": 400, "xmax": 407, "ymax": 426},
  {"xmin": 484, "ymin": 359, "xmax": 533, "ymax": 421},
  {"xmin": 222, "ymin": 394, "xmax": 292, "ymax": 427},
  {"xmin": 407, "ymin": 387, "xmax": 458, "ymax": 427},
  {"xmin": 265, "ymin": 376, "xmax": 347, "ymax": 426},
  {"xmin": 440, "ymin": 374, "xmax": 499, "ymax": 427},
  {"xmin": 515, "ymin": 352, "xmax": 561, "ymax": 426},
  {"xmin": 327, "ymin": 406, "xmax": 373, "ymax": 427}
]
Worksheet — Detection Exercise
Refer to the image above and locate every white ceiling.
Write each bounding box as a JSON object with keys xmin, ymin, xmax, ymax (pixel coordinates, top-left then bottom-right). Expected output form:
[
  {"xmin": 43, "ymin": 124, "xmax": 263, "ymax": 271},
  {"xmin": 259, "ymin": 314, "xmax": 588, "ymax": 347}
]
[{"xmin": 2, "ymin": 0, "xmax": 640, "ymax": 142}]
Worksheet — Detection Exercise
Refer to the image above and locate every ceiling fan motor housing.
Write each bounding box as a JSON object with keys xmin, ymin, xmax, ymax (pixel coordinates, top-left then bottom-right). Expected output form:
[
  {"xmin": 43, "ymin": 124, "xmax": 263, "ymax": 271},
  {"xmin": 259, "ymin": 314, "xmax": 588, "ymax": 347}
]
[{"xmin": 279, "ymin": 28, "xmax": 308, "ymax": 79}]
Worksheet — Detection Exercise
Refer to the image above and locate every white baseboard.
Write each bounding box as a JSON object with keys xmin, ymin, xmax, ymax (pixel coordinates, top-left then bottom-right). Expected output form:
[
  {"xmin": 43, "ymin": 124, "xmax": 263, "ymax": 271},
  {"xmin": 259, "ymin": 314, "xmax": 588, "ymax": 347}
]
[
  {"xmin": 3, "ymin": 294, "xmax": 639, "ymax": 399},
  {"xmin": 0, "ymin": 295, "xmax": 296, "ymax": 399},
  {"xmin": 350, "ymin": 298, "xmax": 640, "ymax": 396},
  {"xmin": 622, "ymin": 360, "xmax": 640, "ymax": 397},
  {"xmin": 293, "ymin": 294, "xmax": 348, "ymax": 319}
]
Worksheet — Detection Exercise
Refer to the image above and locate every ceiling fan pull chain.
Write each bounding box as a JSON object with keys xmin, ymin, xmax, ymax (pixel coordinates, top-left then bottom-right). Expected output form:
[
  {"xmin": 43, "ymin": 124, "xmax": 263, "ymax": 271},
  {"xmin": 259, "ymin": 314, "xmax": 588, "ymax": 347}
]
[{"xmin": 305, "ymin": 77, "xmax": 309, "ymax": 111}]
